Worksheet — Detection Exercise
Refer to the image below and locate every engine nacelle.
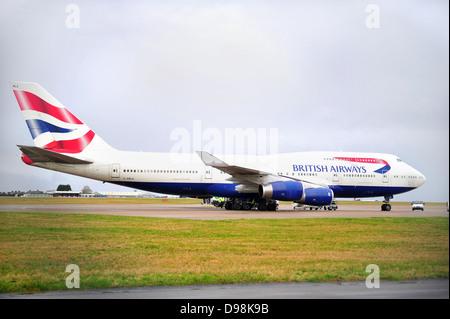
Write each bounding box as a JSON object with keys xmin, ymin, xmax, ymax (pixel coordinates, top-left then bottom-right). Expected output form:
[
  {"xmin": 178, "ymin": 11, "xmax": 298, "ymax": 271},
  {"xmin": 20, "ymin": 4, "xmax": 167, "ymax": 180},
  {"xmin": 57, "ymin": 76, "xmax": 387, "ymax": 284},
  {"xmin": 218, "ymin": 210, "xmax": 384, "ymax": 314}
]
[
  {"xmin": 303, "ymin": 188, "xmax": 334, "ymax": 206},
  {"xmin": 259, "ymin": 181, "xmax": 334, "ymax": 206},
  {"xmin": 259, "ymin": 181, "xmax": 304, "ymax": 201}
]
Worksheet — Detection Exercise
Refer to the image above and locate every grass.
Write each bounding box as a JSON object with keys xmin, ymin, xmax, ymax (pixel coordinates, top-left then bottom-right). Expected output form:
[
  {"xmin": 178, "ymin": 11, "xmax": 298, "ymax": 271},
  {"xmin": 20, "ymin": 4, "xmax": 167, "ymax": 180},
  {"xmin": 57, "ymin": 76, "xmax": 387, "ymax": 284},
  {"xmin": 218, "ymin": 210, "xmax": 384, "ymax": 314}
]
[
  {"xmin": 0, "ymin": 197, "xmax": 203, "ymax": 205},
  {"xmin": 0, "ymin": 212, "xmax": 448, "ymax": 293}
]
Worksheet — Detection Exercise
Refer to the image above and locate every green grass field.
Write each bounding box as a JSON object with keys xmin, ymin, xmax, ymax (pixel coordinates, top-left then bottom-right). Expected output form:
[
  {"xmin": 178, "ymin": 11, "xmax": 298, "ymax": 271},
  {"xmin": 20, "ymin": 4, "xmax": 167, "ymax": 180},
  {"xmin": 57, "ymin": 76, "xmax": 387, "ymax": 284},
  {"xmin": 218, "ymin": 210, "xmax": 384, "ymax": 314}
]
[
  {"xmin": 0, "ymin": 197, "xmax": 203, "ymax": 205},
  {"xmin": 0, "ymin": 212, "xmax": 448, "ymax": 293}
]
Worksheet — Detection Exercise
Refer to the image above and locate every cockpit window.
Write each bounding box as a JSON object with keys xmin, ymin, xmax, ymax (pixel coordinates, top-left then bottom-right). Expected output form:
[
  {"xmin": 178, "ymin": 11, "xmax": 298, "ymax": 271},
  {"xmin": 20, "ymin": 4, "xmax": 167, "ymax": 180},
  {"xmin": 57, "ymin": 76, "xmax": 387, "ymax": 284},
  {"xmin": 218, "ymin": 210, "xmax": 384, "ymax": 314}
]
[{"xmin": 397, "ymin": 158, "xmax": 402, "ymax": 162}]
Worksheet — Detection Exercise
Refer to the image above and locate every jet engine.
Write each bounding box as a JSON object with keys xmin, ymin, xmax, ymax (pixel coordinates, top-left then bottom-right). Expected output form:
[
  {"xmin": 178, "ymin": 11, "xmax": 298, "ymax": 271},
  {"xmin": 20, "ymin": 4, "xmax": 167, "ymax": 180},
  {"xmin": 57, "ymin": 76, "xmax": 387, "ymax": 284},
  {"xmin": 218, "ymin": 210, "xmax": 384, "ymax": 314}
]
[{"xmin": 259, "ymin": 181, "xmax": 334, "ymax": 206}]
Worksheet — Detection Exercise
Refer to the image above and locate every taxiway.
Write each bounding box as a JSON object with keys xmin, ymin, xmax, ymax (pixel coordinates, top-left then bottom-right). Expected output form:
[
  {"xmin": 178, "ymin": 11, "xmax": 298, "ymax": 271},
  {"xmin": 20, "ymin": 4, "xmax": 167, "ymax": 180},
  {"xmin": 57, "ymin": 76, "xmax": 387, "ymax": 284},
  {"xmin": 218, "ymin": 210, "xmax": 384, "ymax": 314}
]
[{"xmin": 0, "ymin": 203, "xmax": 447, "ymax": 220}]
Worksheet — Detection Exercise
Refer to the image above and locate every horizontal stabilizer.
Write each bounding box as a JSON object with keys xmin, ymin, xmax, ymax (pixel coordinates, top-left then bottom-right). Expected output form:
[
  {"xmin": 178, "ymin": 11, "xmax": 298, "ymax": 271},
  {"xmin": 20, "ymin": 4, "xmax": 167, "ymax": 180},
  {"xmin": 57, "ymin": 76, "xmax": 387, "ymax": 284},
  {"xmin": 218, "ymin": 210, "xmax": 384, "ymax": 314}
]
[{"xmin": 18, "ymin": 145, "xmax": 93, "ymax": 164}]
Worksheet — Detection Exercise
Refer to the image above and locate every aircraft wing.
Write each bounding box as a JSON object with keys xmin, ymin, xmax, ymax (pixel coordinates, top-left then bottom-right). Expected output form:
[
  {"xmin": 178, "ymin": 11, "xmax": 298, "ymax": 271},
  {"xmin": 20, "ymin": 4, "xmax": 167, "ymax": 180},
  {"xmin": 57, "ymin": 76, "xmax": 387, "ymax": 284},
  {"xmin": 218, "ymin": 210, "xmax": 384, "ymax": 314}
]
[
  {"xmin": 196, "ymin": 151, "xmax": 276, "ymax": 192},
  {"xmin": 196, "ymin": 151, "xmax": 269, "ymax": 176},
  {"xmin": 196, "ymin": 151, "xmax": 329, "ymax": 192},
  {"xmin": 18, "ymin": 145, "xmax": 93, "ymax": 164}
]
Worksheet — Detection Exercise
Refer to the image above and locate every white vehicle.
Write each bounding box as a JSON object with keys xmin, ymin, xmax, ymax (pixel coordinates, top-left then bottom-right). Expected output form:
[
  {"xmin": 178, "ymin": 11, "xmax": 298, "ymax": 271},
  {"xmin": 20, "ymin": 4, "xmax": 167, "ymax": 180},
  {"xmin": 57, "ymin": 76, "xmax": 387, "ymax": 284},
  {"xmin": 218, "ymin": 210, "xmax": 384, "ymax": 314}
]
[
  {"xmin": 11, "ymin": 82, "xmax": 427, "ymax": 211},
  {"xmin": 325, "ymin": 201, "xmax": 338, "ymax": 211},
  {"xmin": 411, "ymin": 200, "xmax": 425, "ymax": 211}
]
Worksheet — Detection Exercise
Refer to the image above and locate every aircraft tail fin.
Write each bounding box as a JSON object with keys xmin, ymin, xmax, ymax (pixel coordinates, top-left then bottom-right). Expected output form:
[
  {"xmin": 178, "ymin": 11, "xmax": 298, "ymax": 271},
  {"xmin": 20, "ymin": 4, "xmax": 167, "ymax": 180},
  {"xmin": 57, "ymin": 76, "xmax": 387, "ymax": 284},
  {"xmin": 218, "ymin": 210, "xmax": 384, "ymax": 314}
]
[{"xmin": 11, "ymin": 81, "xmax": 113, "ymax": 154}]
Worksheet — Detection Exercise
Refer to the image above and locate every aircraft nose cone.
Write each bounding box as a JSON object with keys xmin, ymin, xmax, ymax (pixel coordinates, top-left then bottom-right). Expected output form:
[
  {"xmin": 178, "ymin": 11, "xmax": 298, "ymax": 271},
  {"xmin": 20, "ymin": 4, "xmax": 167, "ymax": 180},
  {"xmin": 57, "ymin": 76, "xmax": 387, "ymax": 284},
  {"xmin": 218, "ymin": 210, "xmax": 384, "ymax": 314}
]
[
  {"xmin": 409, "ymin": 165, "xmax": 426, "ymax": 187},
  {"xmin": 414, "ymin": 169, "xmax": 426, "ymax": 187},
  {"xmin": 420, "ymin": 173, "xmax": 427, "ymax": 186}
]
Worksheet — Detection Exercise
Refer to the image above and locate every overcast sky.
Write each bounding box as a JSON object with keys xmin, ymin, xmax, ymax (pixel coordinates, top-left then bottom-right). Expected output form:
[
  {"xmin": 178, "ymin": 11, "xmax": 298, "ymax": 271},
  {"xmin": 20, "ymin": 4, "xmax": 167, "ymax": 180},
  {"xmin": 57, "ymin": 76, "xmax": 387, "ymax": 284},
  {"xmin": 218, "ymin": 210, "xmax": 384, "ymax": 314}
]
[{"xmin": 1, "ymin": 0, "xmax": 448, "ymax": 201}]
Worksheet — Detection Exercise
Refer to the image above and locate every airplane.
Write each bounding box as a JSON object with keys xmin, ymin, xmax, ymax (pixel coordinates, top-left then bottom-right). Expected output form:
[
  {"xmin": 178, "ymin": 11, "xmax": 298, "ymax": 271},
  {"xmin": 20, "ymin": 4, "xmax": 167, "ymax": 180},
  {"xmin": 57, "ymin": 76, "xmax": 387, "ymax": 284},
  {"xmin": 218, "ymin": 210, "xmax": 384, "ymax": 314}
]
[{"xmin": 10, "ymin": 81, "xmax": 426, "ymax": 211}]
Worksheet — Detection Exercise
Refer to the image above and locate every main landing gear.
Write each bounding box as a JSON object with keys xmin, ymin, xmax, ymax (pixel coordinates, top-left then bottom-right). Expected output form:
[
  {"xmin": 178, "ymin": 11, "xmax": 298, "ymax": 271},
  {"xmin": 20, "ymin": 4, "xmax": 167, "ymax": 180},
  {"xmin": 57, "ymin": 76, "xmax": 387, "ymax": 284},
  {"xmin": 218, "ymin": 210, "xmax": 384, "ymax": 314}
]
[
  {"xmin": 224, "ymin": 198, "xmax": 278, "ymax": 211},
  {"xmin": 381, "ymin": 195, "xmax": 392, "ymax": 211}
]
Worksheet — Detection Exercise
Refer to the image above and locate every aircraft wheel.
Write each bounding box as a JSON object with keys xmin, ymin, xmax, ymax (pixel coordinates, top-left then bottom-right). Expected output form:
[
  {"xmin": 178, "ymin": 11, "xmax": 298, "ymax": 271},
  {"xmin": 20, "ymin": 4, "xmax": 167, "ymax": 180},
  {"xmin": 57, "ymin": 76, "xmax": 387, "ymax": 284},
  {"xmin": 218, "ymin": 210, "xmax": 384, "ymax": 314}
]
[
  {"xmin": 258, "ymin": 202, "xmax": 267, "ymax": 211},
  {"xmin": 232, "ymin": 202, "xmax": 242, "ymax": 210}
]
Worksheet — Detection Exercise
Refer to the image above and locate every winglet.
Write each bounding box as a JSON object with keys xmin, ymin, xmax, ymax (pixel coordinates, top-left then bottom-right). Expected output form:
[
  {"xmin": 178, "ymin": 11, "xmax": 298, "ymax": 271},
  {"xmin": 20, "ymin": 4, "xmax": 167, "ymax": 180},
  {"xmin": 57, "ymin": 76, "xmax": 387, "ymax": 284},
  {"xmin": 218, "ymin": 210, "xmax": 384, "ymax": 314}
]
[
  {"xmin": 196, "ymin": 151, "xmax": 228, "ymax": 167},
  {"xmin": 196, "ymin": 151, "xmax": 270, "ymax": 176}
]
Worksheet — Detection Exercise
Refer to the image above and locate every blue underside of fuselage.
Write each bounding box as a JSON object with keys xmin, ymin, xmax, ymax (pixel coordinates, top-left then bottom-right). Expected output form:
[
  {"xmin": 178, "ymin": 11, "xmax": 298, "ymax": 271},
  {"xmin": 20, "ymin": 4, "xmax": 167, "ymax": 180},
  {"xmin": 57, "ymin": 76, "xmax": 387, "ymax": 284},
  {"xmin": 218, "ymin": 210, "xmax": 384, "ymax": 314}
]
[{"xmin": 109, "ymin": 181, "xmax": 415, "ymax": 199}]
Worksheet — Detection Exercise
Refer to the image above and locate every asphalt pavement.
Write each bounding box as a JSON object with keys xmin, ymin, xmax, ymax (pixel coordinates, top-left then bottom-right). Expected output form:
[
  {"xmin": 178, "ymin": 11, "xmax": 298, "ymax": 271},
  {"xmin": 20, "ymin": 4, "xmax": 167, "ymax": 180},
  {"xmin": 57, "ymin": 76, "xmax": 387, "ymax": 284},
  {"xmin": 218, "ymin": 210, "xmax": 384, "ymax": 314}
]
[{"xmin": 1, "ymin": 280, "xmax": 448, "ymax": 299}]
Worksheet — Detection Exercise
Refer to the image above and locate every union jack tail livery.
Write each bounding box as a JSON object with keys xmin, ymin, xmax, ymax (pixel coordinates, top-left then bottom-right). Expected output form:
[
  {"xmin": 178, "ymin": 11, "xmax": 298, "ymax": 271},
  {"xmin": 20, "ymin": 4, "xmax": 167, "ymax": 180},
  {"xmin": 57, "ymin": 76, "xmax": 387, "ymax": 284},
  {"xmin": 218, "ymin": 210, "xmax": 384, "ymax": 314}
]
[{"xmin": 11, "ymin": 81, "xmax": 112, "ymax": 154}]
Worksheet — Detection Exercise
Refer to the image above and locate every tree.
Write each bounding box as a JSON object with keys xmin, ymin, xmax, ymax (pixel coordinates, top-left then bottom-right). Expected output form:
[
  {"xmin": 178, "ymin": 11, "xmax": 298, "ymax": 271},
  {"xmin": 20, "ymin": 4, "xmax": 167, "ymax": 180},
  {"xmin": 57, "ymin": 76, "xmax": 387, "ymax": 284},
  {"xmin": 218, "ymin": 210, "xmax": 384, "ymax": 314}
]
[
  {"xmin": 57, "ymin": 184, "xmax": 72, "ymax": 191},
  {"xmin": 81, "ymin": 185, "xmax": 93, "ymax": 194}
]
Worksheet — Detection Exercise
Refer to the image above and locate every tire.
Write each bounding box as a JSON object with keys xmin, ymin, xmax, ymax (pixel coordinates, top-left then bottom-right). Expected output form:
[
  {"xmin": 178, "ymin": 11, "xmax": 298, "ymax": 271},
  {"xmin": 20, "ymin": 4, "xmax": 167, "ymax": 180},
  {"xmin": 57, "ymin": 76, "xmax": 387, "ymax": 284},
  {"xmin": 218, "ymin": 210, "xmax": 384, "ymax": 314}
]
[
  {"xmin": 232, "ymin": 202, "xmax": 242, "ymax": 210},
  {"xmin": 258, "ymin": 202, "xmax": 267, "ymax": 211}
]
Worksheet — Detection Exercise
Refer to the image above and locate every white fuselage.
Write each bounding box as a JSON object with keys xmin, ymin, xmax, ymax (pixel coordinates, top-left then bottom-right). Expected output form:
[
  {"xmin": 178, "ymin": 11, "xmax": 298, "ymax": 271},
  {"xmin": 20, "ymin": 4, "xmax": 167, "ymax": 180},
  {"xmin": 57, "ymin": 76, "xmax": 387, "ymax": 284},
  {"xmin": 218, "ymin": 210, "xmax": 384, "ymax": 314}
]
[{"xmin": 34, "ymin": 150, "xmax": 426, "ymax": 199}]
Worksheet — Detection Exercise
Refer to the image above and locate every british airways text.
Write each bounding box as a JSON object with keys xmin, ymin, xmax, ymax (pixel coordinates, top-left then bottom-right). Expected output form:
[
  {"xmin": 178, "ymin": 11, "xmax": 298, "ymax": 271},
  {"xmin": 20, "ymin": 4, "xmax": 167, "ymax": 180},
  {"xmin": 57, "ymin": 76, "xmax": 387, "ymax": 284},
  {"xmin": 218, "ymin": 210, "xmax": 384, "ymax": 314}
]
[{"xmin": 293, "ymin": 165, "xmax": 367, "ymax": 174}]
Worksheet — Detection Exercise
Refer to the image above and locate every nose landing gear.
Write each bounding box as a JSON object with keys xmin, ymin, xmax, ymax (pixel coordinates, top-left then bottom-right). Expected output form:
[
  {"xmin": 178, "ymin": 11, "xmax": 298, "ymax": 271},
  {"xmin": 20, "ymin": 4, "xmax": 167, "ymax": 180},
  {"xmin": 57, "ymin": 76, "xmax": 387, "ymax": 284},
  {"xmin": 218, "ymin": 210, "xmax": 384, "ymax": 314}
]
[{"xmin": 381, "ymin": 195, "xmax": 392, "ymax": 211}]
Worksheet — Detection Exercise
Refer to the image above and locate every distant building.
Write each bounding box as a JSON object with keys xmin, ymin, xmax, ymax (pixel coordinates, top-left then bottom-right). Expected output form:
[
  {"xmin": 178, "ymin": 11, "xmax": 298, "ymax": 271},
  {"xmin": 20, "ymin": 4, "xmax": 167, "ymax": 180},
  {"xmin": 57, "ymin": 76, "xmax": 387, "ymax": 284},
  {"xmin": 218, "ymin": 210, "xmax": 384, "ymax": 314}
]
[
  {"xmin": 47, "ymin": 191, "xmax": 81, "ymax": 197},
  {"xmin": 5, "ymin": 189, "xmax": 177, "ymax": 199},
  {"xmin": 23, "ymin": 190, "xmax": 49, "ymax": 198},
  {"xmin": 80, "ymin": 193, "xmax": 95, "ymax": 198},
  {"xmin": 94, "ymin": 191, "xmax": 159, "ymax": 198}
]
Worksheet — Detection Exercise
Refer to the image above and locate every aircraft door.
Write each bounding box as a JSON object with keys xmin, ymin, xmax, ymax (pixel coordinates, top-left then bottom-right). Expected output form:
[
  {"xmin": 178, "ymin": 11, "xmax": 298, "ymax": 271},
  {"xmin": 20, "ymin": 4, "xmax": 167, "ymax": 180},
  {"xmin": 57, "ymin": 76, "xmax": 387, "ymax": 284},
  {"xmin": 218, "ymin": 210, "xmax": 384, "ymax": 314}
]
[
  {"xmin": 332, "ymin": 173, "xmax": 340, "ymax": 184},
  {"xmin": 205, "ymin": 168, "xmax": 212, "ymax": 180},
  {"xmin": 382, "ymin": 171, "xmax": 389, "ymax": 185},
  {"xmin": 111, "ymin": 163, "xmax": 120, "ymax": 178}
]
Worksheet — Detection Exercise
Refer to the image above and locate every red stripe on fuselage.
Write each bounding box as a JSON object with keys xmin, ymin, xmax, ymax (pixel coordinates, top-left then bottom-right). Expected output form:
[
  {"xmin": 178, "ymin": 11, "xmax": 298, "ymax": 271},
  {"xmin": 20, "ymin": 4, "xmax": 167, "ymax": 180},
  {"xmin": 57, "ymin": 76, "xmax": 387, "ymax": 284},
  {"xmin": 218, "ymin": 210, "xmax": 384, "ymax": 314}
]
[{"xmin": 334, "ymin": 157, "xmax": 389, "ymax": 165}]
